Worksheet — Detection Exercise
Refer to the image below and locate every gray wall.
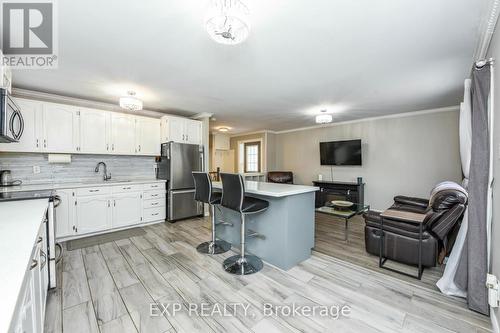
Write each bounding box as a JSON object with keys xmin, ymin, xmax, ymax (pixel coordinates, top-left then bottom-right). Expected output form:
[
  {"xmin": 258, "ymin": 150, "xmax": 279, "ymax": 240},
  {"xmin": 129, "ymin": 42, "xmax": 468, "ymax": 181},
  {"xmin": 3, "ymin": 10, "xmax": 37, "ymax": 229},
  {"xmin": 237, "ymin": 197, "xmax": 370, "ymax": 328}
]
[
  {"xmin": 274, "ymin": 110, "xmax": 462, "ymax": 210},
  {"xmin": 487, "ymin": 23, "xmax": 500, "ymax": 330},
  {"xmin": 0, "ymin": 153, "xmax": 156, "ymax": 184}
]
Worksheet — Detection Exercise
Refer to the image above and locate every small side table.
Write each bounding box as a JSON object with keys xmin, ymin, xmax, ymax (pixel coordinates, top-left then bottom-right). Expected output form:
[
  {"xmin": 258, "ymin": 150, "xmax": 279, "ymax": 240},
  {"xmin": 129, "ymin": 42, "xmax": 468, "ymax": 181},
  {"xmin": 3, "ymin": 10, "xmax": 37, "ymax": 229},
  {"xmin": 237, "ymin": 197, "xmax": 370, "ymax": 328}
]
[{"xmin": 379, "ymin": 209, "xmax": 426, "ymax": 280}]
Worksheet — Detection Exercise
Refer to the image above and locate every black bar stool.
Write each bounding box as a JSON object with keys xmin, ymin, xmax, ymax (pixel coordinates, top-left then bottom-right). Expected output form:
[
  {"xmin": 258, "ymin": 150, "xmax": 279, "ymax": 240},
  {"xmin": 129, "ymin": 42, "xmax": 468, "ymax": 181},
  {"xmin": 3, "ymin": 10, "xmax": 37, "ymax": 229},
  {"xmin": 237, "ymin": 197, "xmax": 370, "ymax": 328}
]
[
  {"xmin": 220, "ymin": 173, "xmax": 269, "ymax": 275},
  {"xmin": 192, "ymin": 172, "xmax": 231, "ymax": 254}
]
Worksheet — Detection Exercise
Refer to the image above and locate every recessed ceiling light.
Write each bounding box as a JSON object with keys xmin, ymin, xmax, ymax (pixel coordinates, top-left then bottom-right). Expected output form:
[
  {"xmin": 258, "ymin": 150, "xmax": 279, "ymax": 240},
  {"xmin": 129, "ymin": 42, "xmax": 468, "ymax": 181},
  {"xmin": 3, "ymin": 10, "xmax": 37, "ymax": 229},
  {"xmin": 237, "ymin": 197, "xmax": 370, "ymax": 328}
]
[
  {"xmin": 119, "ymin": 91, "xmax": 143, "ymax": 111},
  {"xmin": 315, "ymin": 110, "xmax": 333, "ymax": 124}
]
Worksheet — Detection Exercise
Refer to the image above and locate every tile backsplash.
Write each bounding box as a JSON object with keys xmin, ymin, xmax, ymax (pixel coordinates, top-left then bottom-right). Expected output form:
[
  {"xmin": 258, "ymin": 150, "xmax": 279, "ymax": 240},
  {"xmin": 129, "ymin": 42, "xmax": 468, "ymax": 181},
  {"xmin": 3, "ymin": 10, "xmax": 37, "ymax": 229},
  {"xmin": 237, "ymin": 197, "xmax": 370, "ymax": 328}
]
[{"xmin": 0, "ymin": 153, "xmax": 156, "ymax": 184}]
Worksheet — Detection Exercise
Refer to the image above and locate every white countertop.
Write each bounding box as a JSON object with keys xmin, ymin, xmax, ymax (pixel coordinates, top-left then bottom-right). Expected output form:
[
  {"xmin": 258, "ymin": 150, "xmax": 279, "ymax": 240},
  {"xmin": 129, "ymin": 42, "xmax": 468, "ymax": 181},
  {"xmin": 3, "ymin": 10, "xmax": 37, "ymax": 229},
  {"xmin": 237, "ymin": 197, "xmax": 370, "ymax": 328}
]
[
  {"xmin": 0, "ymin": 178, "xmax": 166, "ymax": 193},
  {"xmin": 213, "ymin": 180, "xmax": 318, "ymax": 198},
  {"xmin": 0, "ymin": 199, "xmax": 49, "ymax": 333}
]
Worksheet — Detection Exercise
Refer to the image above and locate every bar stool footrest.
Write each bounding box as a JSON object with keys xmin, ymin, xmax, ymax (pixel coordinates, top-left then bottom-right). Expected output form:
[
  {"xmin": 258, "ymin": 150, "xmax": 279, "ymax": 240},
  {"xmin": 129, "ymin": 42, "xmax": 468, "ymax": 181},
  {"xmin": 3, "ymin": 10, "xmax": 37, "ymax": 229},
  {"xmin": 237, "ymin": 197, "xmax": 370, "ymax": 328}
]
[{"xmin": 247, "ymin": 229, "xmax": 265, "ymax": 240}]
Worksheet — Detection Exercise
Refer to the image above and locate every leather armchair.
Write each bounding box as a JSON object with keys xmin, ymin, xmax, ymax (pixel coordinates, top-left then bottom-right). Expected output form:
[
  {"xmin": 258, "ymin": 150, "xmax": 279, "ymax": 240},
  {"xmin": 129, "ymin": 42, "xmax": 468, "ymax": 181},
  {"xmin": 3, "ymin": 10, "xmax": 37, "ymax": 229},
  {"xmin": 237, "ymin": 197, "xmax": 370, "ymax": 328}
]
[
  {"xmin": 364, "ymin": 187, "xmax": 467, "ymax": 267},
  {"xmin": 267, "ymin": 171, "xmax": 293, "ymax": 184}
]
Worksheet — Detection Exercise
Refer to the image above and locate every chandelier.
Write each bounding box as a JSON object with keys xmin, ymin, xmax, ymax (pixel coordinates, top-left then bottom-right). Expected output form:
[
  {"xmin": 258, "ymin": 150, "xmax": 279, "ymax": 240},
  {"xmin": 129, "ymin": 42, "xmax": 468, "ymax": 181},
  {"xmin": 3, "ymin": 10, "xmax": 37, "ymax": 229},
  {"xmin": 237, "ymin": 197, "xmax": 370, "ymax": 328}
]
[
  {"xmin": 315, "ymin": 110, "xmax": 333, "ymax": 124},
  {"xmin": 205, "ymin": 0, "xmax": 250, "ymax": 45}
]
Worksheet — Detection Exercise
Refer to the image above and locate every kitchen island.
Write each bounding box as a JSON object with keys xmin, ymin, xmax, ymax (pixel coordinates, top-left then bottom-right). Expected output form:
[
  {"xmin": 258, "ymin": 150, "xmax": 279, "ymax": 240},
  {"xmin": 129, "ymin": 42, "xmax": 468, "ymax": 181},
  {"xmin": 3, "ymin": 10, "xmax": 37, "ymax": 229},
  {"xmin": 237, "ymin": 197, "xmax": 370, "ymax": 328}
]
[{"xmin": 212, "ymin": 181, "xmax": 319, "ymax": 270}]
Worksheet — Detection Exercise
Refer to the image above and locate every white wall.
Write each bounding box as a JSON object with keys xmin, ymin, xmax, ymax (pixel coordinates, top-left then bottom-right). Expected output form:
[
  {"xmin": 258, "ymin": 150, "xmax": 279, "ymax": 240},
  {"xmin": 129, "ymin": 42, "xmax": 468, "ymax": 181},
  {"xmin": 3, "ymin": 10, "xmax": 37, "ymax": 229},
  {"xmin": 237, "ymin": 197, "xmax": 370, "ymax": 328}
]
[
  {"xmin": 487, "ymin": 22, "xmax": 500, "ymax": 331},
  {"xmin": 274, "ymin": 110, "xmax": 462, "ymax": 210}
]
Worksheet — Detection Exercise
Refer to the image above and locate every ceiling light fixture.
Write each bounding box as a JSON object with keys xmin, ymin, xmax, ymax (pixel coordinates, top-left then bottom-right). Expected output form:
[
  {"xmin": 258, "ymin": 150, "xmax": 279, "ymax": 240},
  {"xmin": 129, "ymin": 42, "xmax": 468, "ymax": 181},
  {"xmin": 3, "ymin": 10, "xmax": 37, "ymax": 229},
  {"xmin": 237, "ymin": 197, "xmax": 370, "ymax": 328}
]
[
  {"xmin": 205, "ymin": 0, "xmax": 250, "ymax": 45},
  {"xmin": 218, "ymin": 127, "xmax": 230, "ymax": 132},
  {"xmin": 119, "ymin": 91, "xmax": 143, "ymax": 111},
  {"xmin": 315, "ymin": 110, "xmax": 333, "ymax": 124}
]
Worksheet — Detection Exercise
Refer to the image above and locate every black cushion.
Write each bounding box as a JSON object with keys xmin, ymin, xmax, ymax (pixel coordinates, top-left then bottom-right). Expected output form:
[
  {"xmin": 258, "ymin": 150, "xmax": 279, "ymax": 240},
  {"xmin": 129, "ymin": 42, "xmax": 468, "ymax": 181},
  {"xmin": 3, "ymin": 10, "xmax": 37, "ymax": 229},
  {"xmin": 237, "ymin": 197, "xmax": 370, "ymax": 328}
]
[{"xmin": 242, "ymin": 196, "xmax": 269, "ymax": 213}]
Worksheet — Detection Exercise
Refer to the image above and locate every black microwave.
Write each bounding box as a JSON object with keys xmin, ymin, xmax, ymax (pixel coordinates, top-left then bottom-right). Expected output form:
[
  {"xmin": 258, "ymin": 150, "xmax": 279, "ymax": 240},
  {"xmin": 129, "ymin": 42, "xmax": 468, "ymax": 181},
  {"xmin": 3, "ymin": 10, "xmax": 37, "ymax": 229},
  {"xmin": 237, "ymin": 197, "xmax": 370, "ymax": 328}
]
[{"xmin": 0, "ymin": 88, "xmax": 23, "ymax": 143}]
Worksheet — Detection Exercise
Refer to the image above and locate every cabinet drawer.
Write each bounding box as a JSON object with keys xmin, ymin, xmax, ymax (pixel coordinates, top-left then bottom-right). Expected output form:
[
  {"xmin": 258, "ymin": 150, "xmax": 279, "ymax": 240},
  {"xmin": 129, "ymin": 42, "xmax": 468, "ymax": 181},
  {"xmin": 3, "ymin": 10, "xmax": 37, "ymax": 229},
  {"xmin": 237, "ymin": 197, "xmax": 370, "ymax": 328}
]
[
  {"xmin": 143, "ymin": 198, "xmax": 165, "ymax": 209},
  {"xmin": 76, "ymin": 186, "xmax": 111, "ymax": 196},
  {"xmin": 143, "ymin": 207, "xmax": 166, "ymax": 222},
  {"xmin": 143, "ymin": 182, "xmax": 165, "ymax": 191},
  {"xmin": 143, "ymin": 190, "xmax": 166, "ymax": 200},
  {"xmin": 111, "ymin": 184, "xmax": 143, "ymax": 194}
]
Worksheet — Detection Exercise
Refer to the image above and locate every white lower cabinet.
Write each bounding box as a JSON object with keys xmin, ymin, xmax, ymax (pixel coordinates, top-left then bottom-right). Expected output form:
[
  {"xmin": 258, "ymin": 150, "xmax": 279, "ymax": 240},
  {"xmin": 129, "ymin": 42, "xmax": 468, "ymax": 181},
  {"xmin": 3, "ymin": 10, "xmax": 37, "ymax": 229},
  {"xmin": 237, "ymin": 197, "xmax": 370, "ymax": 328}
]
[
  {"xmin": 76, "ymin": 195, "xmax": 111, "ymax": 234},
  {"xmin": 12, "ymin": 222, "xmax": 49, "ymax": 333},
  {"xmin": 55, "ymin": 182, "xmax": 166, "ymax": 239},
  {"xmin": 112, "ymin": 192, "xmax": 142, "ymax": 228}
]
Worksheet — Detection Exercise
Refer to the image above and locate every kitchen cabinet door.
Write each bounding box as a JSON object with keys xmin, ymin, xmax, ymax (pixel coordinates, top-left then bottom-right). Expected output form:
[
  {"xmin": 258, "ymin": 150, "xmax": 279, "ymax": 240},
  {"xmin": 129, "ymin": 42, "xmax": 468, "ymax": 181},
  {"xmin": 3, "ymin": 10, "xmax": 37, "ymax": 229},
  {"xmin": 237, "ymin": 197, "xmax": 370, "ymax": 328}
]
[
  {"xmin": 80, "ymin": 108, "xmax": 109, "ymax": 154},
  {"xmin": 110, "ymin": 113, "xmax": 135, "ymax": 154},
  {"xmin": 112, "ymin": 192, "xmax": 142, "ymax": 228},
  {"xmin": 185, "ymin": 119, "xmax": 202, "ymax": 145},
  {"xmin": 167, "ymin": 116, "xmax": 185, "ymax": 143},
  {"xmin": 76, "ymin": 195, "xmax": 111, "ymax": 234},
  {"xmin": 42, "ymin": 103, "xmax": 79, "ymax": 153},
  {"xmin": 55, "ymin": 189, "xmax": 76, "ymax": 238},
  {"xmin": 0, "ymin": 98, "xmax": 42, "ymax": 152},
  {"xmin": 136, "ymin": 117, "xmax": 160, "ymax": 155}
]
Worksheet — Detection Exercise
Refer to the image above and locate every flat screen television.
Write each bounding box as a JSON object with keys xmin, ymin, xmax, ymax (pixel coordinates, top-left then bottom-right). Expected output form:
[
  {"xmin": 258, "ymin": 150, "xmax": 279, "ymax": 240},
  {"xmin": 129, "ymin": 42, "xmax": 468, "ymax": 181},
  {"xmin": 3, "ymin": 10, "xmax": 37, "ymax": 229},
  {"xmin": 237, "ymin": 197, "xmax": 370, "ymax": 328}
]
[{"xmin": 320, "ymin": 139, "xmax": 362, "ymax": 166}]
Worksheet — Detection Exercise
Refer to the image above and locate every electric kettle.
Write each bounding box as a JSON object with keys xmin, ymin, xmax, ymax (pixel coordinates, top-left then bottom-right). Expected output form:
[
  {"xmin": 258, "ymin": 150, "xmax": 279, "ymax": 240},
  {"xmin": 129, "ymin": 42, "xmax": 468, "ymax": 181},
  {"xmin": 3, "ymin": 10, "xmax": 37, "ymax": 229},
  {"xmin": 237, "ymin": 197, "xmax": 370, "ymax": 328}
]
[{"xmin": 0, "ymin": 170, "xmax": 22, "ymax": 187}]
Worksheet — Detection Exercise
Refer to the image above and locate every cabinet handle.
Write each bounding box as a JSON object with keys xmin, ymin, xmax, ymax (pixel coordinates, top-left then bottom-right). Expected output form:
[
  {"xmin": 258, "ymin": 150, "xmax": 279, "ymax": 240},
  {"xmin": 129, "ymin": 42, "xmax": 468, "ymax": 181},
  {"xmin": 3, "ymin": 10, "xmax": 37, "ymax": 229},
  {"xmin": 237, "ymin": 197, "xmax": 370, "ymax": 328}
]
[
  {"xmin": 106, "ymin": 144, "xmax": 109, "ymax": 151},
  {"xmin": 36, "ymin": 138, "xmax": 39, "ymax": 148},
  {"xmin": 112, "ymin": 143, "xmax": 114, "ymax": 151},
  {"xmin": 186, "ymin": 135, "xmax": 188, "ymax": 141},
  {"xmin": 43, "ymin": 139, "xmax": 47, "ymax": 148},
  {"xmin": 30, "ymin": 259, "xmax": 38, "ymax": 270},
  {"xmin": 36, "ymin": 236, "xmax": 43, "ymax": 244},
  {"xmin": 108, "ymin": 200, "xmax": 110, "ymax": 207},
  {"xmin": 151, "ymin": 185, "xmax": 158, "ymax": 188},
  {"xmin": 138, "ymin": 145, "xmax": 141, "ymax": 152},
  {"xmin": 152, "ymin": 213, "xmax": 159, "ymax": 216},
  {"xmin": 151, "ymin": 202, "xmax": 159, "ymax": 206},
  {"xmin": 151, "ymin": 194, "xmax": 158, "ymax": 197},
  {"xmin": 123, "ymin": 186, "xmax": 131, "ymax": 190},
  {"xmin": 40, "ymin": 250, "xmax": 47, "ymax": 269},
  {"xmin": 89, "ymin": 189, "xmax": 99, "ymax": 192},
  {"xmin": 113, "ymin": 200, "xmax": 116, "ymax": 207}
]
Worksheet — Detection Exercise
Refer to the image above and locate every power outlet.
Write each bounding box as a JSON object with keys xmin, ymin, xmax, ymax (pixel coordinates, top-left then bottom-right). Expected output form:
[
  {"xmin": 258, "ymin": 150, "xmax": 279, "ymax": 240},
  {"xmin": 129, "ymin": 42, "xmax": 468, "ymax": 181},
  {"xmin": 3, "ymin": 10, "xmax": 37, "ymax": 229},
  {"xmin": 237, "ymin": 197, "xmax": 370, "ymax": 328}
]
[{"xmin": 33, "ymin": 165, "xmax": 41, "ymax": 174}]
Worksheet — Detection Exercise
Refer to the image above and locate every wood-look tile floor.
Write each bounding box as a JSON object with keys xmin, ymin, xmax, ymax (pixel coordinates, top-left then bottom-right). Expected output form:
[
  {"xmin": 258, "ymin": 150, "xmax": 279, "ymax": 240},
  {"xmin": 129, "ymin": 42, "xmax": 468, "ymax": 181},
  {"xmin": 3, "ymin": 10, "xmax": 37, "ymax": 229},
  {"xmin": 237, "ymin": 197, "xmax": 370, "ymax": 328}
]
[
  {"xmin": 314, "ymin": 213, "xmax": 445, "ymax": 290},
  {"xmin": 44, "ymin": 217, "xmax": 492, "ymax": 333}
]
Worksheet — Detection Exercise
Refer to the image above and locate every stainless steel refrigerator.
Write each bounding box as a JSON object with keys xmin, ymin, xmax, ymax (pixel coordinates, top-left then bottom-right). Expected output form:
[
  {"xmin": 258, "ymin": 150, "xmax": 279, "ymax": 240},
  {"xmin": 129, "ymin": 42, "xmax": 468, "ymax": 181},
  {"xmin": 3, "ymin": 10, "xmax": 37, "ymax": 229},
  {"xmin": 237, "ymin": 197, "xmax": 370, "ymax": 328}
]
[{"xmin": 157, "ymin": 142, "xmax": 204, "ymax": 221}]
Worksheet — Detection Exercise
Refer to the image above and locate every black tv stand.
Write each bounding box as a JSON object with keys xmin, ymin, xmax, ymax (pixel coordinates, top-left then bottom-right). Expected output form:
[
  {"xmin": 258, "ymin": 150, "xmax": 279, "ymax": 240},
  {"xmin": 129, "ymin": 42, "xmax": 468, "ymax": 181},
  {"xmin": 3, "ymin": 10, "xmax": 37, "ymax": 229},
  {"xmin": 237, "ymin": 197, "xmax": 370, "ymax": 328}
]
[{"xmin": 312, "ymin": 180, "xmax": 365, "ymax": 208}]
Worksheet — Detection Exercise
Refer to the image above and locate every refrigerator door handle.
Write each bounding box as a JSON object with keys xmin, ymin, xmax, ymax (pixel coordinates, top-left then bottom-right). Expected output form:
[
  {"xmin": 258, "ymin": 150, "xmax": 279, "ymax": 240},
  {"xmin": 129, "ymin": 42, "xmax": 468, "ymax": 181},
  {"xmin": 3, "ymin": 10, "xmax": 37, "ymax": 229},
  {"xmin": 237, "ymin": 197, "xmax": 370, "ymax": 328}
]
[{"xmin": 171, "ymin": 189, "xmax": 196, "ymax": 194}]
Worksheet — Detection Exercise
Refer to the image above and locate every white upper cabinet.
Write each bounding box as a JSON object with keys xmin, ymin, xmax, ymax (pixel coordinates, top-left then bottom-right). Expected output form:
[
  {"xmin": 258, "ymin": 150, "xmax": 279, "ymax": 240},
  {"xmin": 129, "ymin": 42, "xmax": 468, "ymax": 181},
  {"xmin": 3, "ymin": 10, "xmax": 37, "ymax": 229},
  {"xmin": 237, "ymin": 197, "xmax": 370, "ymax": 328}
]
[
  {"xmin": 0, "ymin": 98, "xmax": 199, "ymax": 155},
  {"xmin": 135, "ymin": 116, "xmax": 161, "ymax": 155},
  {"xmin": 185, "ymin": 120, "xmax": 202, "ymax": 144},
  {"xmin": 79, "ymin": 108, "xmax": 110, "ymax": 154},
  {"xmin": 0, "ymin": 98, "xmax": 41, "ymax": 152},
  {"xmin": 110, "ymin": 113, "xmax": 136, "ymax": 154},
  {"xmin": 42, "ymin": 103, "xmax": 79, "ymax": 153},
  {"xmin": 161, "ymin": 116, "xmax": 202, "ymax": 145}
]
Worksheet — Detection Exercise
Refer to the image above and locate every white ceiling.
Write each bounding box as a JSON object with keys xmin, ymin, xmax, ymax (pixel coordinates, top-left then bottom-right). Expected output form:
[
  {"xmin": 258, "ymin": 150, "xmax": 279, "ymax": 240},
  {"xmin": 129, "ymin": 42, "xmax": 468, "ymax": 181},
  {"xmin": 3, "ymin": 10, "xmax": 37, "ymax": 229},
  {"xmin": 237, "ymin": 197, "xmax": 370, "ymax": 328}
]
[{"xmin": 12, "ymin": 0, "xmax": 488, "ymax": 133}]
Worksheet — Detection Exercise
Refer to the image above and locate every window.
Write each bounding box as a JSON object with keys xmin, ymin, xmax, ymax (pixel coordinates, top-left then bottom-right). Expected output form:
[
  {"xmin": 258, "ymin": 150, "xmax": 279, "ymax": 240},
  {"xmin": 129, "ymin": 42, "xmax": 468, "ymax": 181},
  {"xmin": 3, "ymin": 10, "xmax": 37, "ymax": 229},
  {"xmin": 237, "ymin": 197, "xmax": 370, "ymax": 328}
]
[{"xmin": 244, "ymin": 141, "xmax": 261, "ymax": 173}]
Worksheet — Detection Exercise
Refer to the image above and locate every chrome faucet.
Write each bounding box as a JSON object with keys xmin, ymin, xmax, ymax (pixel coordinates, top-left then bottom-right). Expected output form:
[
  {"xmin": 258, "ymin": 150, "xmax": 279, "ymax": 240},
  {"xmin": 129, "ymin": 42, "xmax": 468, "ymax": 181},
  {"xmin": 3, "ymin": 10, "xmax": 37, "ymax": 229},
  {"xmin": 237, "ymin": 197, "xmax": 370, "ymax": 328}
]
[{"xmin": 95, "ymin": 162, "xmax": 111, "ymax": 181}]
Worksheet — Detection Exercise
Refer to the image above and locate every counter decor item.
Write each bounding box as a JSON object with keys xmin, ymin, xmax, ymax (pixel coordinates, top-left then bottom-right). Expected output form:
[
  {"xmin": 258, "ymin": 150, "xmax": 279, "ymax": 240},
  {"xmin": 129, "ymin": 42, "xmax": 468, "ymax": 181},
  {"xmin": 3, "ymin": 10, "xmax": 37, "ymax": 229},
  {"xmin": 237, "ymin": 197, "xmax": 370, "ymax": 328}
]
[{"xmin": 330, "ymin": 200, "xmax": 354, "ymax": 211}]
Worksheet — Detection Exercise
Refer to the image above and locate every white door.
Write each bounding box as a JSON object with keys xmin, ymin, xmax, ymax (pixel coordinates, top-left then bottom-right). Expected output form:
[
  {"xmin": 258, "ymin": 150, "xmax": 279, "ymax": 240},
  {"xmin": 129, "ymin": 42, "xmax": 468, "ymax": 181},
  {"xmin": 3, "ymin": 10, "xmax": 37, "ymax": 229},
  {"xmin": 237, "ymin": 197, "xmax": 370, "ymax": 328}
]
[
  {"xmin": 112, "ymin": 192, "xmax": 142, "ymax": 228},
  {"xmin": 185, "ymin": 120, "xmax": 201, "ymax": 144},
  {"xmin": 0, "ymin": 99, "xmax": 42, "ymax": 152},
  {"xmin": 80, "ymin": 108, "xmax": 109, "ymax": 154},
  {"xmin": 42, "ymin": 103, "xmax": 79, "ymax": 153},
  {"xmin": 136, "ymin": 117, "xmax": 160, "ymax": 155},
  {"xmin": 76, "ymin": 195, "xmax": 111, "ymax": 234},
  {"xmin": 168, "ymin": 117, "xmax": 186, "ymax": 143},
  {"xmin": 110, "ymin": 113, "xmax": 135, "ymax": 154},
  {"xmin": 55, "ymin": 189, "xmax": 76, "ymax": 238}
]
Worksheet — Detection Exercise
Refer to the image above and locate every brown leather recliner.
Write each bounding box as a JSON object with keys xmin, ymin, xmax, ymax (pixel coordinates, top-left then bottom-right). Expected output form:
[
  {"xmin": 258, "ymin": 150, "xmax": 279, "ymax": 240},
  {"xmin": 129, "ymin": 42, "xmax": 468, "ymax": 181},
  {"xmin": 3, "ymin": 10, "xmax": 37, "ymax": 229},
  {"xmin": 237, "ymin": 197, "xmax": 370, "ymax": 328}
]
[
  {"xmin": 267, "ymin": 171, "xmax": 293, "ymax": 184},
  {"xmin": 363, "ymin": 187, "xmax": 467, "ymax": 267}
]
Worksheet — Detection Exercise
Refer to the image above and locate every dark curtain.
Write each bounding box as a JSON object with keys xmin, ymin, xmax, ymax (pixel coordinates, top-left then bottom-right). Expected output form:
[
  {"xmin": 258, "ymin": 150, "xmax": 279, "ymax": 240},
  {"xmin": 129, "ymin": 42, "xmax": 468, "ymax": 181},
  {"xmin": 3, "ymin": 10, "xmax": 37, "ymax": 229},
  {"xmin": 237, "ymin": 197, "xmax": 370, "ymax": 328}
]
[{"xmin": 454, "ymin": 64, "xmax": 491, "ymax": 315}]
